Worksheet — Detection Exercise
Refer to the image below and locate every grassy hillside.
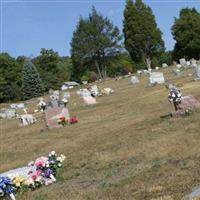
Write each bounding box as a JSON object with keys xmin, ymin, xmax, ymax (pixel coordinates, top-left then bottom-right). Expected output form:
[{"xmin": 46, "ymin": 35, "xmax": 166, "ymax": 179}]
[{"xmin": 1, "ymin": 66, "xmax": 200, "ymax": 200}]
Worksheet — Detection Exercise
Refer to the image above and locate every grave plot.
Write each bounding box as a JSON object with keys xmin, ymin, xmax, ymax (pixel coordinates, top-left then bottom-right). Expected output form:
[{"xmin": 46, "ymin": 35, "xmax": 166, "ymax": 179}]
[
  {"xmin": 45, "ymin": 107, "xmax": 70, "ymax": 129},
  {"xmin": 149, "ymin": 72, "xmax": 165, "ymax": 85},
  {"xmin": 171, "ymin": 95, "xmax": 200, "ymax": 117},
  {"xmin": 167, "ymin": 86, "xmax": 200, "ymax": 117}
]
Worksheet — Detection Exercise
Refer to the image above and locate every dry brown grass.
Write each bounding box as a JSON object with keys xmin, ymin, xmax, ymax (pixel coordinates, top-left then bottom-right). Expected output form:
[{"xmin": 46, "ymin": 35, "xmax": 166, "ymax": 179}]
[{"xmin": 1, "ymin": 66, "xmax": 200, "ymax": 200}]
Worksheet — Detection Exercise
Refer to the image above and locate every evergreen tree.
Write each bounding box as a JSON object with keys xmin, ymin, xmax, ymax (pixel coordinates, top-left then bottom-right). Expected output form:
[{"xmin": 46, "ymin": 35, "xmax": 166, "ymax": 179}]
[
  {"xmin": 71, "ymin": 7, "xmax": 122, "ymax": 80},
  {"xmin": 123, "ymin": 0, "xmax": 164, "ymax": 68},
  {"xmin": 0, "ymin": 53, "xmax": 22, "ymax": 102},
  {"xmin": 22, "ymin": 59, "xmax": 44, "ymax": 100},
  {"xmin": 172, "ymin": 8, "xmax": 200, "ymax": 60}
]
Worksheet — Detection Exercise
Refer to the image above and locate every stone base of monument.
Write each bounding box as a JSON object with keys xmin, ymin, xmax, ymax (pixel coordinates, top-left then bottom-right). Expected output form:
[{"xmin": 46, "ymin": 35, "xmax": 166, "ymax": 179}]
[
  {"xmin": 171, "ymin": 95, "xmax": 200, "ymax": 117},
  {"xmin": 0, "ymin": 166, "xmax": 36, "ymax": 180}
]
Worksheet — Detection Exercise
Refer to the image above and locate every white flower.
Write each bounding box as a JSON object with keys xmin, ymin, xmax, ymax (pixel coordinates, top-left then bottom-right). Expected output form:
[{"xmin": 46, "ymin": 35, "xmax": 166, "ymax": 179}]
[
  {"xmin": 36, "ymin": 176, "xmax": 42, "ymax": 182},
  {"xmin": 28, "ymin": 161, "xmax": 34, "ymax": 167},
  {"xmin": 57, "ymin": 163, "xmax": 62, "ymax": 167},
  {"xmin": 60, "ymin": 154, "xmax": 66, "ymax": 161},
  {"xmin": 26, "ymin": 179, "xmax": 34, "ymax": 185},
  {"xmin": 56, "ymin": 157, "xmax": 62, "ymax": 162}
]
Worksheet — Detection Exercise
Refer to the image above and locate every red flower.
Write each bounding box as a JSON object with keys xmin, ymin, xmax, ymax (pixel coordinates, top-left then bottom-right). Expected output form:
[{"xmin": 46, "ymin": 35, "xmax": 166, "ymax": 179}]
[
  {"xmin": 59, "ymin": 117, "xmax": 66, "ymax": 122},
  {"xmin": 69, "ymin": 117, "xmax": 78, "ymax": 124},
  {"xmin": 32, "ymin": 175, "xmax": 37, "ymax": 181}
]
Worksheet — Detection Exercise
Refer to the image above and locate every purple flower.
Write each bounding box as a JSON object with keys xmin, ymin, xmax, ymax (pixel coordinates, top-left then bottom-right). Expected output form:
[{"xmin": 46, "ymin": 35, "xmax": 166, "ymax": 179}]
[{"xmin": 44, "ymin": 168, "xmax": 53, "ymax": 178}]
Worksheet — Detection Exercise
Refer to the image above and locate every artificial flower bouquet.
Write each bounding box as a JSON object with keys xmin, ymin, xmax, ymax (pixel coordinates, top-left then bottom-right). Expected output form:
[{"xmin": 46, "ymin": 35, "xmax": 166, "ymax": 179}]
[
  {"xmin": 57, "ymin": 117, "xmax": 67, "ymax": 126},
  {"xmin": 28, "ymin": 151, "xmax": 66, "ymax": 187},
  {"xmin": 0, "ymin": 151, "xmax": 66, "ymax": 200},
  {"xmin": 0, "ymin": 176, "xmax": 15, "ymax": 200},
  {"xmin": 12, "ymin": 175, "xmax": 30, "ymax": 193},
  {"xmin": 68, "ymin": 117, "xmax": 78, "ymax": 124},
  {"xmin": 57, "ymin": 116, "xmax": 78, "ymax": 126}
]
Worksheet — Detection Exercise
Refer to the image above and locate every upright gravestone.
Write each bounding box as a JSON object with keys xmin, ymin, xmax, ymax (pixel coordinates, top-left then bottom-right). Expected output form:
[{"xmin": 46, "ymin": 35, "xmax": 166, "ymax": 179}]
[
  {"xmin": 172, "ymin": 68, "xmax": 181, "ymax": 76},
  {"xmin": 149, "ymin": 72, "xmax": 165, "ymax": 85},
  {"xmin": 171, "ymin": 95, "xmax": 200, "ymax": 117},
  {"xmin": 191, "ymin": 59, "xmax": 197, "ymax": 67},
  {"xmin": 131, "ymin": 76, "xmax": 139, "ymax": 84},
  {"xmin": 162, "ymin": 63, "xmax": 168, "ymax": 68},
  {"xmin": 45, "ymin": 91, "xmax": 69, "ymax": 129},
  {"xmin": 195, "ymin": 65, "xmax": 200, "ymax": 80},
  {"xmin": 5, "ymin": 109, "xmax": 16, "ymax": 119},
  {"xmin": 179, "ymin": 58, "xmax": 186, "ymax": 66},
  {"xmin": 45, "ymin": 107, "xmax": 69, "ymax": 129},
  {"xmin": 90, "ymin": 85, "xmax": 100, "ymax": 97}
]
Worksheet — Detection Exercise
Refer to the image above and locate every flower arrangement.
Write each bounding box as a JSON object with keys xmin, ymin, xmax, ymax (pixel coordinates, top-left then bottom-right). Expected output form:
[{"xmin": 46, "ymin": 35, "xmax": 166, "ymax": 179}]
[
  {"xmin": 57, "ymin": 117, "xmax": 67, "ymax": 126},
  {"xmin": 57, "ymin": 116, "xmax": 78, "ymax": 126},
  {"xmin": 12, "ymin": 175, "xmax": 29, "ymax": 193},
  {"xmin": 0, "ymin": 176, "xmax": 15, "ymax": 200},
  {"xmin": 0, "ymin": 151, "xmax": 66, "ymax": 200}
]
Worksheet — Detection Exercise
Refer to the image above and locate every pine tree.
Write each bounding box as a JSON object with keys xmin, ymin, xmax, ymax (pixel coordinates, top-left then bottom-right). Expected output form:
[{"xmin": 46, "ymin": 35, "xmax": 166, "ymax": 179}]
[
  {"xmin": 172, "ymin": 8, "xmax": 200, "ymax": 60},
  {"xmin": 22, "ymin": 59, "xmax": 44, "ymax": 100},
  {"xmin": 123, "ymin": 0, "xmax": 164, "ymax": 68}
]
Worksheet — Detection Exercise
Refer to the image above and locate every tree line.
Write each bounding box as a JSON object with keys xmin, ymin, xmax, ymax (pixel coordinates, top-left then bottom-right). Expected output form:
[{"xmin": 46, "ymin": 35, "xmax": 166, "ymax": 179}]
[{"xmin": 0, "ymin": 0, "xmax": 200, "ymax": 103}]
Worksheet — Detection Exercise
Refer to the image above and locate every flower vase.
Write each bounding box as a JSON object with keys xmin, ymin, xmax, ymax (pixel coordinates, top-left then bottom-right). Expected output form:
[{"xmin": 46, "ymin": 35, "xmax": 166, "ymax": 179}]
[{"xmin": 9, "ymin": 193, "xmax": 16, "ymax": 200}]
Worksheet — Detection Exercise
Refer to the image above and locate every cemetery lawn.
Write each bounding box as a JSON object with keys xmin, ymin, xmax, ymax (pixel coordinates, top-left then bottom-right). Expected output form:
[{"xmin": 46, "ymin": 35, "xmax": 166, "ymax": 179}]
[{"xmin": 1, "ymin": 67, "xmax": 200, "ymax": 200}]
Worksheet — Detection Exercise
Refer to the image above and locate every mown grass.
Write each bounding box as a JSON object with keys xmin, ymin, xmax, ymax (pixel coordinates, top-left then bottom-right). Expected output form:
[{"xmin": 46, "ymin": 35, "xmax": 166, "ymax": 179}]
[{"xmin": 1, "ymin": 66, "xmax": 200, "ymax": 199}]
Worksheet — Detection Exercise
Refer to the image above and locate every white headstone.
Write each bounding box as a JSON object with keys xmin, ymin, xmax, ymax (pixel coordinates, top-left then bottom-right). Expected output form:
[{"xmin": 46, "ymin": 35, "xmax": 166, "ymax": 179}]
[
  {"xmin": 149, "ymin": 72, "xmax": 165, "ymax": 84},
  {"xmin": 137, "ymin": 70, "xmax": 142, "ymax": 76},
  {"xmin": 186, "ymin": 61, "xmax": 191, "ymax": 67},
  {"xmin": 20, "ymin": 114, "xmax": 37, "ymax": 126},
  {"xmin": 195, "ymin": 65, "xmax": 200, "ymax": 80},
  {"xmin": 173, "ymin": 68, "xmax": 181, "ymax": 76},
  {"xmin": 82, "ymin": 81, "xmax": 88, "ymax": 85},
  {"xmin": 176, "ymin": 64, "xmax": 182, "ymax": 69},
  {"xmin": 10, "ymin": 104, "xmax": 18, "ymax": 109},
  {"xmin": 0, "ymin": 112, "xmax": 7, "ymax": 119},
  {"xmin": 63, "ymin": 92, "xmax": 70, "ymax": 99},
  {"xmin": 131, "ymin": 76, "xmax": 139, "ymax": 84},
  {"xmin": 143, "ymin": 69, "xmax": 148, "ymax": 75},
  {"xmin": 179, "ymin": 58, "xmax": 186, "ymax": 66},
  {"xmin": 155, "ymin": 67, "xmax": 159, "ymax": 70},
  {"xmin": 90, "ymin": 85, "xmax": 100, "ymax": 97},
  {"xmin": 190, "ymin": 59, "xmax": 197, "ymax": 67},
  {"xmin": 78, "ymin": 89, "xmax": 91, "ymax": 97},
  {"xmin": 61, "ymin": 85, "xmax": 68, "ymax": 91},
  {"xmin": 5, "ymin": 109, "xmax": 16, "ymax": 119},
  {"xmin": 162, "ymin": 63, "xmax": 168, "ymax": 68}
]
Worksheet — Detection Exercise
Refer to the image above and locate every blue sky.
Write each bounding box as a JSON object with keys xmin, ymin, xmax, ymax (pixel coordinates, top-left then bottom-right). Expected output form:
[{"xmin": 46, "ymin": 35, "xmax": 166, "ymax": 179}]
[{"xmin": 1, "ymin": 0, "xmax": 200, "ymax": 58}]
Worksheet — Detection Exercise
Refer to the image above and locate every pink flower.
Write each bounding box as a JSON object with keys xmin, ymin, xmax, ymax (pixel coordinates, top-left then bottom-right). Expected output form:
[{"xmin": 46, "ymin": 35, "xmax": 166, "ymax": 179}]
[
  {"xmin": 32, "ymin": 175, "xmax": 37, "ymax": 181},
  {"xmin": 35, "ymin": 157, "xmax": 48, "ymax": 167}
]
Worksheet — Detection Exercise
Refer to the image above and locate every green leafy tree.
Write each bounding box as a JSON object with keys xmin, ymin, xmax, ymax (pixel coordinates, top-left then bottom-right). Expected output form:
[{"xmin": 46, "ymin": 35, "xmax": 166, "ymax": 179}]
[
  {"xmin": 123, "ymin": 0, "xmax": 164, "ymax": 69},
  {"xmin": 71, "ymin": 6, "xmax": 122, "ymax": 80},
  {"xmin": 172, "ymin": 8, "xmax": 200, "ymax": 60},
  {"xmin": 34, "ymin": 49, "xmax": 72, "ymax": 90},
  {"xmin": 22, "ymin": 59, "xmax": 44, "ymax": 100},
  {"xmin": 0, "ymin": 53, "xmax": 22, "ymax": 102}
]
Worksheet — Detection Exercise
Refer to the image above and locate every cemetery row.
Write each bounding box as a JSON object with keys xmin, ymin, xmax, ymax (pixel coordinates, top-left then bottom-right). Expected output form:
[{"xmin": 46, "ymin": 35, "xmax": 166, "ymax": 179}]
[{"xmin": 0, "ymin": 58, "xmax": 200, "ymax": 199}]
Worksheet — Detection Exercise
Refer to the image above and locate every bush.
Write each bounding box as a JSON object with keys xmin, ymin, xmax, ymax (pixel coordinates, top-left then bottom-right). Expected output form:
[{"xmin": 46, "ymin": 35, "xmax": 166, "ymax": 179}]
[
  {"xmin": 81, "ymin": 71, "xmax": 98, "ymax": 83},
  {"xmin": 81, "ymin": 75, "xmax": 89, "ymax": 82},
  {"xmin": 88, "ymin": 71, "xmax": 98, "ymax": 82},
  {"xmin": 121, "ymin": 60, "xmax": 133, "ymax": 75}
]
